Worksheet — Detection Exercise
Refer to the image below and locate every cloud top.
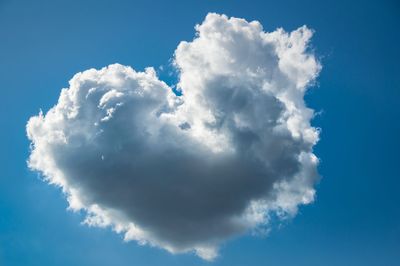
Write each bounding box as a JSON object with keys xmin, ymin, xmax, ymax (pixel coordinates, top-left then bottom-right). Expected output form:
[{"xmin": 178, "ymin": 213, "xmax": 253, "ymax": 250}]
[{"xmin": 27, "ymin": 13, "xmax": 321, "ymax": 260}]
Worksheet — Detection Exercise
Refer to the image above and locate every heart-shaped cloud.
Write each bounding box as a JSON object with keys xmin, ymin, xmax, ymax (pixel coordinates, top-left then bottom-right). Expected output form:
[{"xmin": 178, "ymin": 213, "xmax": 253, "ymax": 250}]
[{"xmin": 26, "ymin": 13, "xmax": 321, "ymax": 260}]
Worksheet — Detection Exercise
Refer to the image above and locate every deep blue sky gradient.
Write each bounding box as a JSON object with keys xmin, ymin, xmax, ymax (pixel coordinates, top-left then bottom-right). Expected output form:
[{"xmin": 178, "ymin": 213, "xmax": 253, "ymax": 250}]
[{"xmin": 0, "ymin": 0, "xmax": 399, "ymax": 265}]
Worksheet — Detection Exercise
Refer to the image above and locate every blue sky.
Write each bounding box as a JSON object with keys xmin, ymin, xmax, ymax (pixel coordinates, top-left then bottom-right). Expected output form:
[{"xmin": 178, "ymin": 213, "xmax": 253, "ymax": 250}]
[{"xmin": 0, "ymin": 0, "xmax": 399, "ymax": 265}]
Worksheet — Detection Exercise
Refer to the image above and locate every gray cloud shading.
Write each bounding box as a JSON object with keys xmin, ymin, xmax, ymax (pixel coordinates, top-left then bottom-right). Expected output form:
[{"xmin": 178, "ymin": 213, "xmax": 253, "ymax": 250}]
[{"xmin": 26, "ymin": 13, "xmax": 321, "ymax": 260}]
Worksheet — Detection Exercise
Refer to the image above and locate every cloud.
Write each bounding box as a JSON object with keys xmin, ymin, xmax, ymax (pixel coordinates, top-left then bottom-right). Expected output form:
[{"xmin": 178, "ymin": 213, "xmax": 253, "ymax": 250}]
[{"xmin": 26, "ymin": 13, "xmax": 321, "ymax": 260}]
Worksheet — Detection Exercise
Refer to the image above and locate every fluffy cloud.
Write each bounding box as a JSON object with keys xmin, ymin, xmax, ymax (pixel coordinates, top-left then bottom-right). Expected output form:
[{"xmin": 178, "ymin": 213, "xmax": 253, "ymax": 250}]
[{"xmin": 26, "ymin": 13, "xmax": 321, "ymax": 260}]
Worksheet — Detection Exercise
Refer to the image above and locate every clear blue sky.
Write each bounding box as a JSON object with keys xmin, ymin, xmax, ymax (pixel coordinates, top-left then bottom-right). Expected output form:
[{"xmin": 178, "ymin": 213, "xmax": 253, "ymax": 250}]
[{"xmin": 0, "ymin": 0, "xmax": 399, "ymax": 265}]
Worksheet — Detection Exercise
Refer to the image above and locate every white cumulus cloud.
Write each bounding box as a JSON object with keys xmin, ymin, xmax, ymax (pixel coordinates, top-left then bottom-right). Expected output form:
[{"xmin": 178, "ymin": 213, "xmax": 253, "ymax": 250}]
[{"xmin": 26, "ymin": 13, "xmax": 321, "ymax": 260}]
